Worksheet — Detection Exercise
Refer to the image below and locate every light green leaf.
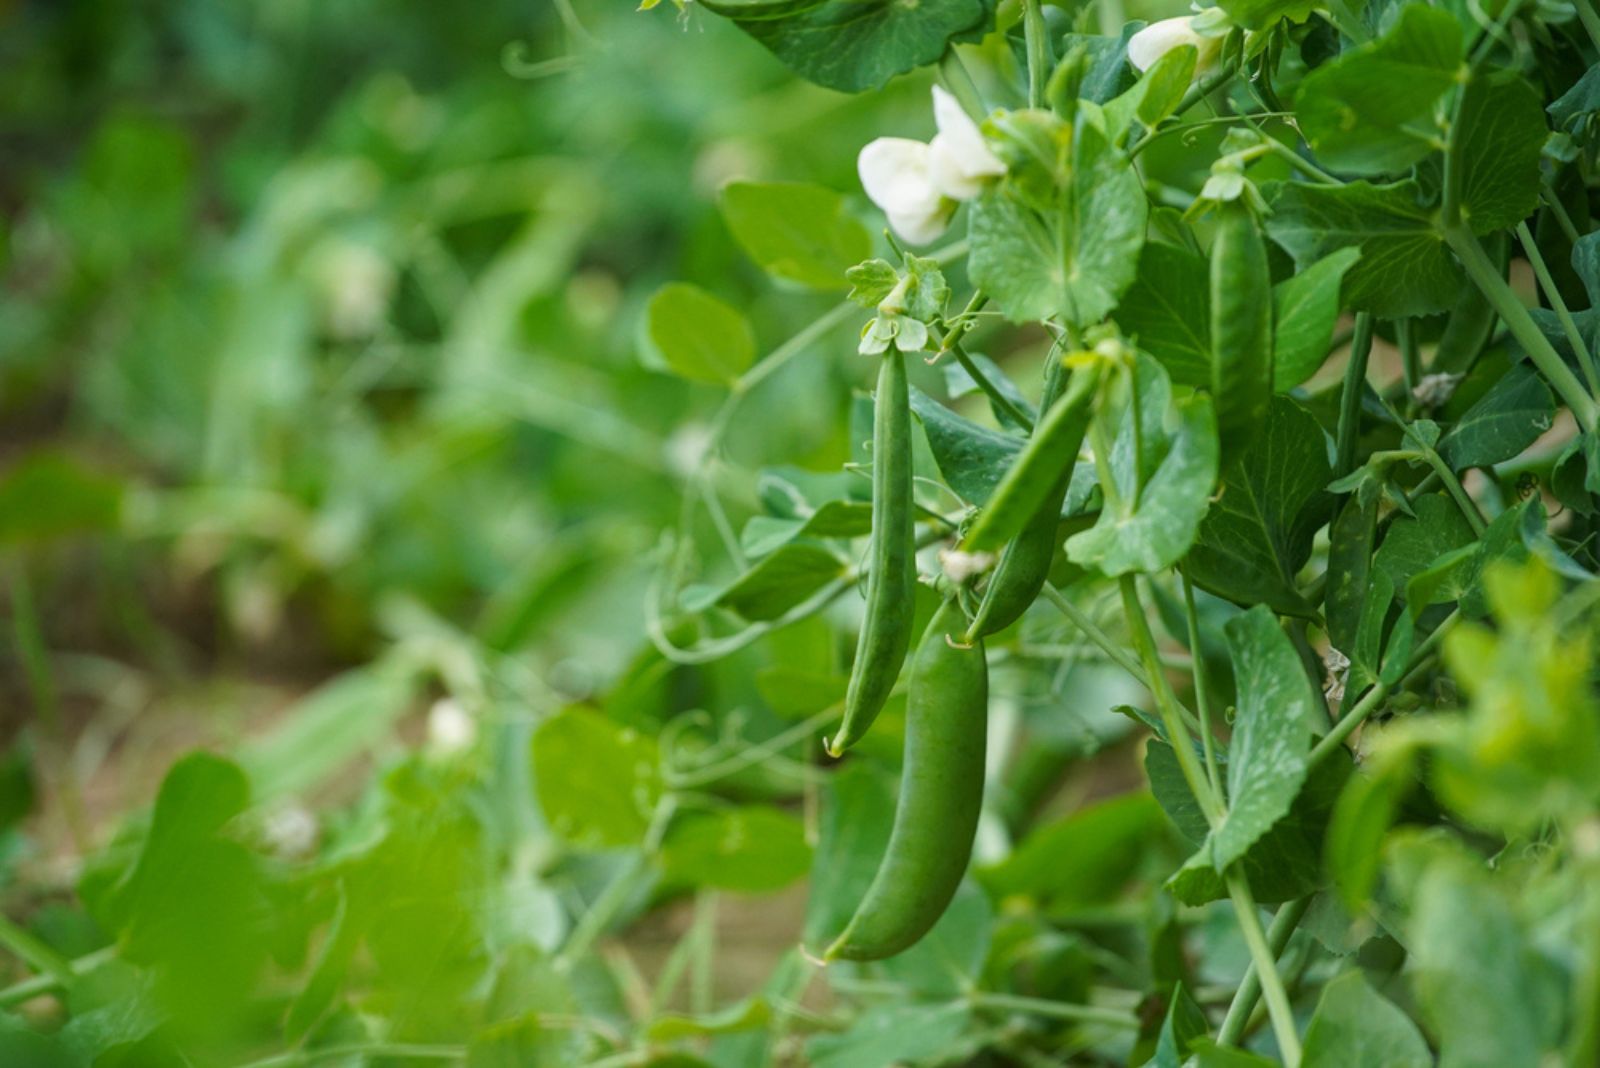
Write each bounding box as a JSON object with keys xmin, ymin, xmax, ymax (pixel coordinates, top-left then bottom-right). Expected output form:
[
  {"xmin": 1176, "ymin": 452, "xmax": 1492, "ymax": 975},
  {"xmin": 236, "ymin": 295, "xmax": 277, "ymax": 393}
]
[
  {"xmin": 643, "ymin": 282, "xmax": 756, "ymax": 386},
  {"xmin": 806, "ymin": 1002, "xmax": 973, "ymax": 1068},
  {"xmin": 1066, "ymin": 353, "xmax": 1219, "ymax": 575},
  {"xmin": 980, "ymin": 792, "xmax": 1168, "ymax": 909},
  {"xmin": 1296, "ymin": 5, "xmax": 1462, "ymax": 176},
  {"xmin": 1184, "ymin": 398, "xmax": 1332, "ymax": 616},
  {"xmin": 1266, "ymin": 179, "xmax": 1462, "ymax": 318},
  {"xmin": 648, "ymin": 998, "xmax": 772, "ymax": 1041},
  {"xmin": 532, "ymin": 708, "xmax": 662, "ymax": 847},
  {"xmin": 1215, "ymin": 0, "xmax": 1316, "ymax": 31},
  {"xmin": 741, "ymin": 500, "xmax": 874, "ymax": 557},
  {"xmin": 1451, "ymin": 71, "xmax": 1547, "ymax": 236},
  {"xmin": 969, "ymin": 121, "xmax": 1147, "ymax": 327},
  {"xmin": 1148, "ymin": 983, "xmax": 1209, "ymax": 1068},
  {"xmin": 683, "ymin": 542, "xmax": 845, "ymax": 621},
  {"xmin": 721, "ymin": 181, "xmax": 871, "ymax": 289},
  {"xmin": 1437, "ymin": 363, "xmax": 1554, "ymax": 469},
  {"xmin": 1303, "ymin": 971, "xmax": 1431, "ymax": 1068},
  {"xmin": 660, "ymin": 806, "xmax": 812, "ymax": 893},
  {"xmin": 730, "ymin": 0, "xmax": 989, "ymax": 93},
  {"xmin": 1273, "ymin": 247, "xmax": 1362, "ymax": 391},
  {"xmin": 1115, "ymin": 241, "xmax": 1210, "ymax": 388},
  {"xmin": 1105, "ymin": 43, "xmax": 1197, "ymax": 138}
]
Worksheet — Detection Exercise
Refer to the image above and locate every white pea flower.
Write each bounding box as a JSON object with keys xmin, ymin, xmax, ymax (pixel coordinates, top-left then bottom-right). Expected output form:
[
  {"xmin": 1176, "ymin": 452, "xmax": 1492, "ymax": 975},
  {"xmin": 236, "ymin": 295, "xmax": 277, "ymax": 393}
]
[
  {"xmin": 427, "ymin": 696, "xmax": 478, "ymax": 756},
  {"xmin": 857, "ymin": 87, "xmax": 1007, "ymax": 245},
  {"xmin": 1128, "ymin": 16, "xmax": 1222, "ymax": 76}
]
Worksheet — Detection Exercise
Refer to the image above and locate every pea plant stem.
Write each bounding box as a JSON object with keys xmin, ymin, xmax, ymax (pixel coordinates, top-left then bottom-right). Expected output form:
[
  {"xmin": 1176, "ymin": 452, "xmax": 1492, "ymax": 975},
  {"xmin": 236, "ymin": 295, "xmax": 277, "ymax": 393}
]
[
  {"xmin": 1334, "ymin": 313, "xmax": 1376, "ymax": 480},
  {"xmin": 1216, "ymin": 896, "xmax": 1313, "ymax": 1046},
  {"xmin": 1444, "ymin": 226, "xmax": 1600, "ymax": 433},
  {"xmin": 1397, "ymin": 318, "xmax": 1421, "ymax": 399},
  {"xmin": 1180, "ymin": 571, "xmax": 1224, "ymax": 798},
  {"xmin": 1516, "ymin": 221, "xmax": 1600, "ymax": 398},
  {"xmin": 1225, "ymin": 875, "xmax": 1304, "ymax": 1066},
  {"xmin": 1542, "ymin": 183, "xmax": 1584, "ymax": 245},
  {"xmin": 0, "ymin": 914, "xmax": 73, "ymax": 987},
  {"xmin": 937, "ymin": 329, "xmax": 1035, "ymax": 432},
  {"xmin": 968, "ymin": 990, "xmax": 1140, "ymax": 1030},
  {"xmin": 1576, "ymin": 0, "xmax": 1600, "ymax": 54},
  {"xmin": 1022, "ymin": 0, "xmax": 1048, "ymax": 110}
]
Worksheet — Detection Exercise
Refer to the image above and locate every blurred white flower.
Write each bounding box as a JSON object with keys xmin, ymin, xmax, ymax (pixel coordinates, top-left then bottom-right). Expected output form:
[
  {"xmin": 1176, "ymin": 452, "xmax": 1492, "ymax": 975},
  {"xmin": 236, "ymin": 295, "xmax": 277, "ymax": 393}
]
[
  {"xmin": 1127, "ymin": 16, "xmax": 1221, "ymax": 76},
  {"xmin": 263, "ymin": 804, "xmax": 319, "ymax": 859},
  {"xmin": 857, "ymin": 87, "xmax": 1005, "ymax": 245},
  {"xmin": 428, "ymin": 696, "xmax": 478, "ymax": 755}
]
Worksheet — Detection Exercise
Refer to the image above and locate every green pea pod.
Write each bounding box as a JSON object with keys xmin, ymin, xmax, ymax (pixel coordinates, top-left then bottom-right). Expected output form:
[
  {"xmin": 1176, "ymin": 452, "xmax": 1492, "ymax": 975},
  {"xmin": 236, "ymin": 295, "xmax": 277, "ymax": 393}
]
[
  {"xmin": 1209, "ymin": 201, "xmax": 1273, "ymax": 458},
  {"xmin": 825, "ymin": 599, "xmax": 988, "ymax": 962},
  {"xmin": 964, "ymin": 358, "xmax": 1075, "ymax": 640},
  {"xmin": 962, "ymin": 362, "xmax": 1099, "ymax": 554},
  {"xmin": 828, "ymin": 351, "xmax": 916, "ymax": 757}
]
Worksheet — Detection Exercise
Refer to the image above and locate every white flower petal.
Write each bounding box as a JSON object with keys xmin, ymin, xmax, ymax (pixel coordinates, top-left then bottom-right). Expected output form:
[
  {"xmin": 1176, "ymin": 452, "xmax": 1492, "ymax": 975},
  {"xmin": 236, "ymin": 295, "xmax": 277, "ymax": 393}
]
[
  {"xmin": 929, "ymin": 87, "xmax": 1005, "ymax": 191},
  {"xmin": 1127, "ymin": 16, "xmax": 1218, "ymax": 75},
  {"xmin": 858, "ymin": 137, "xmax": 943, "ymax": 217},
  {"xmin": 886, "ymin": 204, "xmax": 953, "ymax": 246},
  {"xmin": 928, "ymin": 134, "xmax": 987, "ymax": 201}
]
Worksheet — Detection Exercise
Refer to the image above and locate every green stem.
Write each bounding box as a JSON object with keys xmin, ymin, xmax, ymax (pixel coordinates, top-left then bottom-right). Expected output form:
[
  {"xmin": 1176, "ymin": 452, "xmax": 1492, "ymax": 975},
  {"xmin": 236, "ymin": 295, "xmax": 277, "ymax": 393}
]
[
  {"xmin": 969, "ymin": 990, "xmax": 1141, "ymax": 1030},
  {"xmin": 1225, "ymin": 876, "xmax": 1303, "ymax": 1066},
  {"xmin": 1216, "ymin": 896, "xmax": 1313, "ymax": 1046},
  {"xmin": 1180, "ymin": 571, "xmax": 1223, "ymax": 799},
  {"xmin": 1542, "ymin": 183, "xmax": 1584, "ymax": 246},
  {"xmin": 1445, "ymin": 226, "xmax": 1600, "ymax": 432},
  {"xmin": 1023, "ymin": 0, "xmax": 1049, "ymax": 110},
  {"xmin": 1576, "ymin": 0, "xmax": 1600, "ymax": 53},
  {"xmin": 0, "ymin": 947, "xmax": 116, "ymax": 1009},
  {"xmin": 0, "ymin": 915, "xmax": 73, "ymax": 986},
  {"xmin": 557, "ymin": 797, "xmax": 677, "ymax": 970},
  {"xmin": 940, "ymin": 332, "xmax": 1035, "ymax": 431},
  {"xmin": 1516, "ymin": 221, "xmax": 1600, "ymax": 399},
  {"xmin": 1263, "ymin": 138, "xmax": 1340, "ymax": 186},
  {"xmin": 1335, "ymin": 314, "xmax": 1376, "ymax": 480},
  {"xmin": 1420, "ymin": 448, "xmax": 1487, "ymax": 537},
  {"xmin": 1307, "ymin": 610, "xmax": 1459, "ymax": 769},
  {"xmin": 1397, "ymin": 318, "xmax": 1421, "ymax": 399},
  {"xmin": 1119, "ymin": 576, "xmax": 1224, "ymax": 824},
  {"xmin": 939, "ymin": 48, "xmax": 986, "ymax": 119}
]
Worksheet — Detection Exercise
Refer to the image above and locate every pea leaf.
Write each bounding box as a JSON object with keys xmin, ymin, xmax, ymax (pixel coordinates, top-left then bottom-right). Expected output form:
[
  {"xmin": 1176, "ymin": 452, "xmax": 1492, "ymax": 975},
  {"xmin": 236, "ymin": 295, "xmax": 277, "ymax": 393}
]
[
  {"xmin": 1295, "ymin": 5, "xmax": 1462, "ymax": 176},
  {"xmin": 643, "ymin": 283, "xmax": 756, "ymax": 386},
  {"xmin": 968, "ymin": 121, "xmax": 1147, "ymax": 328},
  {"xmin": 1184, "ymin": 397, "xmax": 1334, "ymax": 616},
  {"xmin": 683, "ymin": 542, "xmax": 845, "ymax": 621},
  {"xmin": 1115, "ymin": 241, "xmax": 1210, "ymax": 388},
  {"xmin": 979, "ymin": 792, "xmax": 1168, "ymax": 909},
  {"xmin": 1211, "ymin": 605, "xmax": 1318, "ymax": 870},
  {"xmin": 740, "ymin": 500, "xmax": 874, "ymax": 557},
  {"xmin": 720, "ymin": 181, "xmax": 871, "ymax": 290},
  {"xmin": 1149, "ymin": 982, "xmax": 1209, "ymax": 1067},
  {"xmin": 909, "ymin": 387, "xmax": 1021, "ymax": 506},
  {"xmin": 1374, "ymin": 494, "xmax": 1475, "ymax": 596},
  {"xmin": 532, "ymin": 708, "xmax": 662, "ymax": 847},
  {"xmin": 729, "ymin": 0, "xmax": 989, "ymax": 93},
  {"xmin": 1273, "ymin": 248, "xmax": 1362, "ymax": 391},
  {"xmin": 1436, "ymin": 362, "xmax": 1555, "ymax": 469},
  {"xmin": 806, "ymin": 1002, "xmax": 973, "ymax": 1068},
  {"xmin": 1302, "ymin": 971, "xmax": 1431, "ymax": 1068},
  {"xmin": 1265, "ymin": 179, "xmax": 1462, "ymax": 318},
  {"xmin": 1451, "ymin": 70, "xmax": 1547, "ymax": 236},
  {"xmin": 0, "ymin": 451, "xmax": 124, "ymax": 543},
  {"xmin": 1066, "ymin": 353, "xmax": 1219, "ymax": 576},
  {"xmin": 660, "ymin": 806, "xmax": 812, "ymax": 893},
  {"xmin": 1215, "ymin": 0, "xmax": 1316, "ymax": 31}
]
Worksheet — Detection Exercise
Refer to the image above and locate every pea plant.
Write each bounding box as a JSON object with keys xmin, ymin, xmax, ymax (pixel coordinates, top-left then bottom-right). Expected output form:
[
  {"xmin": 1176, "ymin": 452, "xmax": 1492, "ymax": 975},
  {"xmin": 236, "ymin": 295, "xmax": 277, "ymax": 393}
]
[{"xmin": 643, "ymin": 0, "xmax": 1600, "ymax": 1063}]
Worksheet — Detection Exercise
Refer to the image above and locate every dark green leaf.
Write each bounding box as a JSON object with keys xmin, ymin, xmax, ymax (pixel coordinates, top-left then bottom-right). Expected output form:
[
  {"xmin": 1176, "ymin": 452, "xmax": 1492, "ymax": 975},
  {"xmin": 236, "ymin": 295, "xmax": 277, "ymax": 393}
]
[
  {"xmin": 685, "ymin": 542, "xmax": 844, "ymax": 621},
  {"xmin": 1436, "ymin": 364, "xmax": 1555, "ymax": 469},
  {"xmin": 910, "ymin": 387, "xmax": 1021, "ymax": 506},
  {"xmin": 1116, "ymin": 241, "xmax": 1211, "ymax": 388},
  {"xmin": 1451, "ymin": 71, "xmax": 1546, "ymax": 236}
]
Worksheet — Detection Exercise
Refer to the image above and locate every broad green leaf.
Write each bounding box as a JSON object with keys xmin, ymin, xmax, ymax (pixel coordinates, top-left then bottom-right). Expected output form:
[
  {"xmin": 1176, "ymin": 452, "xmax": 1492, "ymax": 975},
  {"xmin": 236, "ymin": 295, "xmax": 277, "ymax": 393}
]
[
  {"xmin": 909, "ymin": 386, "xmax": 1021, "ymax": 506},
  {"xmin": 643, "ymin": 282, "xmax": 756, "ymax": 386},
  {"xmin": 1451, "ymin": 71, "xmax": 1546, "ymax": 236},
  {"xmin": 0, "ymin": 451, "xmax": 124, "ymax": 543},
  {"xmin": 660, "ymin": 806, "xmax": 812, "ymax": 893},
  {"xmin": 1302, "ymin": 971, "xmax": 1431, "ymax": 1068},
  {"xmin": 1273, "ymin": 248, "xmax": 1362, "ymax": 391},
  {"xmin": 1215, "ymin": 0, "xmax": 1316, "ymax": 31},
  {"xmin": 740, "ymin": 500, "xmax": 874, "ymax": 557},
  {"xmin": 1405, "ymin": 543, "xmax": 1478, "ymax": 620},
  {"xmin": 1436, "ymin": 364, "xmax": 1555, "ymax": 469},
  {"xmin": 979, "ymin": 792, "xmax": 1167, "ymax": 909},
  {"xmin": 721, "ymin": 181, "xmax": 870, "ymax": 289},
  {"xmin": 1265, "ymin": 179, "xmax": 1462, "ymax": 318},
  {"xmin": 968, "ymin": 121, "xmax": 1147, "ymax": 327},
  {"xmin": 1115, "ymin": 241, "xmax": 1210, "ymax": 388},
  {"xmin": 1296, "ymin": 5, "xmax": 1461, "ymax": 176},
  {"xmin": 1211, "ymin": 606, "xmax": 1317, "ymax": 869},
  {"xmin": 1374, "ymin": 494, "xmax": 1475, "ymax": 596},
  {"xmin": 806, "ymin": 1002, "xmax": 973, "ymax": 1068},
  {"xmin": 1185, "ymin": 397, "xmax": 1333, "ymax": 616},
  {"xmin": 1066, "ymin": 353, "xmax": 1219, "ymax": 576},
  {"xmin": 731, "ymin": 0, "xmax": 989, "ymax": 93},
  {"xmin": 1410, "ymin": 857, "xmax": 1553, "ymax": 1067},
  {"xmin": 1104, "ymin": 44, "xmax": 1197, "ymax": 138},
  {"xmin": 683, "ymin": 542, "xmax": 844, "ymax": 621},
  {"xmin": 1182, "ymin": 1037, "xmax": 1279, "ymax": 1065},
  {"xmin": 532, "ymin": 707, "xmax": 662, "ymax": 847}
]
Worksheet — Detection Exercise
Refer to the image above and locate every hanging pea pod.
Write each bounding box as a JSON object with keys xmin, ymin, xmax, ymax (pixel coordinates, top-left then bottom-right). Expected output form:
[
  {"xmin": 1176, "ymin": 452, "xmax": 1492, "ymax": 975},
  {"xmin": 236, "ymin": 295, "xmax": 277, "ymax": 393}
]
[
  {"xmin": 1209, "ymin": 200, "xmax": 1273, "ymax": 459},
  {"xmin": 828, "ymin": 350, "xmax": 916, "ymax": 757},
  {"xmin": 964, "ymin": 354, "xmax": 1079, "ymax": 640},
  {"xmin": 962, "ymin": 360, "xmax": 1102, "ymax": 555},
  {"xmin": 824, "ymin": 598, "xmax": 988, "ymax": 962}
]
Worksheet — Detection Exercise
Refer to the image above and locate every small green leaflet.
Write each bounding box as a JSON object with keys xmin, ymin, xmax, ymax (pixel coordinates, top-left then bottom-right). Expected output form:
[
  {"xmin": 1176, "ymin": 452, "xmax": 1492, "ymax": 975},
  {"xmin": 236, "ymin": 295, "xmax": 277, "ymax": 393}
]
[
  {"xmin": 532, "ymin": 708, "xmax": 662, "ymax": 848},
  {"xmin": 1374, "ymin": 494, "xmax": 1475, "ymax": 596},
  {"xmin": 1295, "ymin": 4, "xmax": 1462, "ymax": 176},
  {"xmin": 683, "ymin": 542, "xmax": 845, "ymax": 621},
  {"xmin": 1210, "ymin": 605, "xmax": 1317, "ymax": 870},
  {"xmin": 729, "ymin": 0, "xmax": 991, "ymax": 93},
  {"xmin": 968, "ymin": 121, "xmax": 1147, "ymax": 328},
  {"xmin": 1273, "ymin": 248, "xmax": 1362, "ymax": 391},
  {"xmin": 740, "ymin": 499, "xmax": 874, "ymax": 557},
  {"xmin": 1302, "ymin": 971, "xmax": 1432, "ymax": 1068},
  {"xmin": 1066, "ymin": 353, "xmax": 1219, "ymax": 576},
  {"xmin": 643, "ymin": 283, "xmax": 756, "ymax": 386},
  {"xmin": 1265, "ymin": 179, "xmax": 1462, "ymax": 318},
  {"xmin": 1437, "ymin": 364, "xmax": 1555, "ymax": 469},
  {"xmin": 1215, "ymin": 0, "xmax": 1316, "ymax": 31},
  {"xmin": 721, "ymin": 181, "xmax": 871, "ymax": 290},
  {"xmin": 1146, "ymin": 982, "xmax": 1208, "ymax": 1068},
  {"xmin": 1185, "ymin": 397, "xmax": 1334, "ymax": 616},
  {"xmin": 1451, "ymin": 71, "xmax": 1547, "ymax": 236}
]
